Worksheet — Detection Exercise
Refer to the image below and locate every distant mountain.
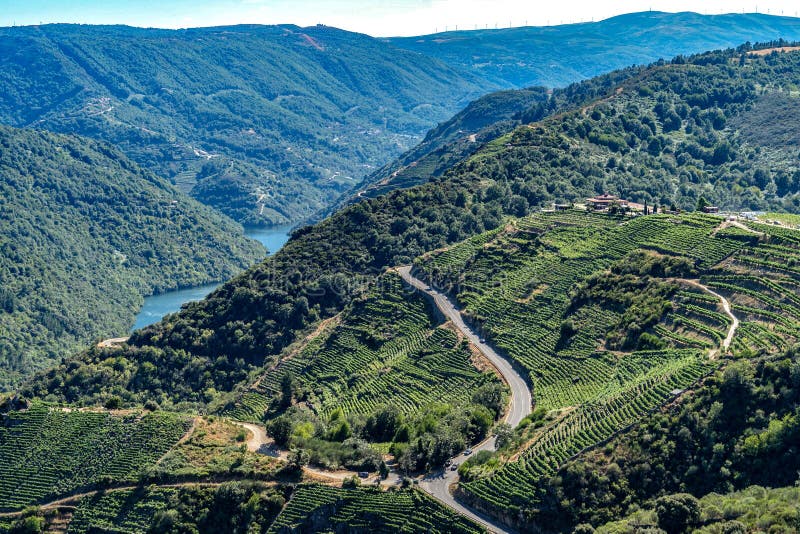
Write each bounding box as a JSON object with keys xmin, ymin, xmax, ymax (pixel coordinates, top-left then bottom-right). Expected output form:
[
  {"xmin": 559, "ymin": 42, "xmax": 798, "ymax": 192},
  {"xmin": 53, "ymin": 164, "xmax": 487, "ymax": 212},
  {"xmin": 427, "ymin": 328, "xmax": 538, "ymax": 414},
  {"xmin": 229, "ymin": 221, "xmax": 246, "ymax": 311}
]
[
  {"xmin": 0, "ymin": 24, "xmax": 492, "ymax": 226},
  {"xmin": 388, "ymin": 11, "xmax": 800, "ymax": 88},
  {"xmin": 311, "ymin": 87, "xmax": 551, "ymax": 221},
  {"xmin": 0, "ymin": 125, "xmax": 263, "ymax": 390}
]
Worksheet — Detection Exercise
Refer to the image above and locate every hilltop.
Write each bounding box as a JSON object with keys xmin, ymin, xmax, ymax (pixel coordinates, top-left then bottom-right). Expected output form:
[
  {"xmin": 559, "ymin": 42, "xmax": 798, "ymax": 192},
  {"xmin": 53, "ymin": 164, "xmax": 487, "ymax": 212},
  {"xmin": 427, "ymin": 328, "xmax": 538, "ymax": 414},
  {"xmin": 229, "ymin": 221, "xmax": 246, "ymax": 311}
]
[{"xmin": 0, "ymin": 125, "xmax": 263, "ymax": 390}]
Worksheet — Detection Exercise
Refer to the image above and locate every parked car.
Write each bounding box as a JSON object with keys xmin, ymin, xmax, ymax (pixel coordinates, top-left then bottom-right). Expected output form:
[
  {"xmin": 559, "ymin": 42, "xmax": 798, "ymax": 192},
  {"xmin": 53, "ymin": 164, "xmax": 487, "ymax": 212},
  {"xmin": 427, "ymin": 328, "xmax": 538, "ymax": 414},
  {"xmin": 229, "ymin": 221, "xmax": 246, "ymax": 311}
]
[
  {"xmin": 464, "ymin": 448, "xmax": 473, "ymax": 455},
  {"xmin": 450, "ymin": 464, "xmax": 458, "ymax": 471},
  {"xmin": 358, "ymin": 471, "xmax": 369, "ymax": 478}
]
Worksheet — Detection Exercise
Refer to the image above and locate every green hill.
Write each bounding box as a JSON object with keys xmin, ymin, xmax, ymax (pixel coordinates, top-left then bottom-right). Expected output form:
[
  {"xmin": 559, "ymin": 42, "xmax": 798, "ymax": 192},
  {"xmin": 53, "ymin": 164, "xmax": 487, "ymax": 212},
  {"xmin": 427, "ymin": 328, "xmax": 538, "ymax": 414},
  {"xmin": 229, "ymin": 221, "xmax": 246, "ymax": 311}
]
[
  {"xmin": 25, "ymin": 45, "xmax": 800, "ymax": 407},
  {"xmin": 8, "ymin": 43, "xmax": 800, "ymax": 534},
  {"xmin": 0, "ymin": 23, "xmax": 491, "ymax": 226},
  {"xmin": 0, "ymin": 125, "xmax": 263, "ymax": 390},
  {"xmin": 416, "ymin": 210, "xmax": 800, "ymax": 530},
  {"xmin": 388, "ymin": 11, "xmax": 800, "ymax": 88}
]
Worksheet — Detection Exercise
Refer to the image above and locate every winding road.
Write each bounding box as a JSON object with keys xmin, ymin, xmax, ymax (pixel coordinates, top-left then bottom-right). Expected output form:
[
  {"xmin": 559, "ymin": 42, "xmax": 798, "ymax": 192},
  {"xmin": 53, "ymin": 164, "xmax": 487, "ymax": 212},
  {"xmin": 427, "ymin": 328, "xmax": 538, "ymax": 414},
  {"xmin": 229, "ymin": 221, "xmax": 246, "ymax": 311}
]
[
  {"xmin": 396, "ymin": 266, "xmax": 532, "ymax": 534},
  {"xmin": 680, "ymin": 279, "xmax": 739, "ymax": 358}
]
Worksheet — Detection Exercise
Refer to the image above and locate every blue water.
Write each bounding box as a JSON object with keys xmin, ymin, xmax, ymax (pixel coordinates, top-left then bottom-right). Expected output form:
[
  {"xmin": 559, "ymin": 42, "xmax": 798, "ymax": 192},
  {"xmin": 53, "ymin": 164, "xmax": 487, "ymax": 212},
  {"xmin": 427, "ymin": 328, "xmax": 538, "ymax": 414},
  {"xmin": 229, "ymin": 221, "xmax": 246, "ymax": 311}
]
[{"xmin": 131, "ymin": 225, "xmax": 293, "ymax": 331}]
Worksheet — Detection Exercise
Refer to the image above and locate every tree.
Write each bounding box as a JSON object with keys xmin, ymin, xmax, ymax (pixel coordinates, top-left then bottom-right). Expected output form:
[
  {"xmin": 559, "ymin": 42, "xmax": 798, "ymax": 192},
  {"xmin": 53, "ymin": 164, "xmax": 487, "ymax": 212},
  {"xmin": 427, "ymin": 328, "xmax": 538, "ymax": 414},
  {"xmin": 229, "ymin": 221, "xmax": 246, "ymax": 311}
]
[
  {"xmin": 471, "ymin": 383, "xmax": 506, "ymax": 418},
  {"xmin": 342, "ymin": 475, "xmax": 361, "ymax": 489},
  {"xmin": 279, "ymin": 373, "xmax": 295, "ymax": 408},
  {"xmin": 379, "ymin": 460, "xmax": 389, "ymax": 479},
  {"xmin": 494, "ymin": 423, "xmax": 514, "ymax": 449},
  {"xmin": 268, "ymin": 416, "xmax": 293, "ymax": 447},
  {"xmin": 9, "ymin": 515, "xmax": 45, "ymax": 534},
  {"xmin": 104, "ymin": 396, "xmax": 122, "ymax": 410},
  {"xmin": 696, "ymin": 196, "xmax": 710, "ymax": 212},
  {"xmin": 286, "ymin": 448, "xmax": 310, "ymax": 472},
  {"xmin": 365, "ymin": 405, "xmax": 402, "ymax": 442},
  {"xmin": 655, "ymin": 494, "xmax": 701, "ymax": 534}
]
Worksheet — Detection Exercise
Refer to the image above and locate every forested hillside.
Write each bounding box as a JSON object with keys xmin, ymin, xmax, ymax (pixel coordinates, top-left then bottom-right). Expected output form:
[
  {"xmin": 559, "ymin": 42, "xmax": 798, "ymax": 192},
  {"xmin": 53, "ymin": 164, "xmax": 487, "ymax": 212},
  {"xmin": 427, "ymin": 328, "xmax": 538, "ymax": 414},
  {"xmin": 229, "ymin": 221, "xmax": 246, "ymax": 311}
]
[
  {"xmin": 0, "ymin": 125, "xmax": 263, "ymax": 390},
  {"xmin": 388, "ymin": 11, "xmax": 800, "ymax": 88},
  {"xmin": 5, "ymin": 15, "xmax": 800, "ymax": 228},
  {"xmin": 0, "ymin": 23, "xmax": 491, "ymax": 225}
]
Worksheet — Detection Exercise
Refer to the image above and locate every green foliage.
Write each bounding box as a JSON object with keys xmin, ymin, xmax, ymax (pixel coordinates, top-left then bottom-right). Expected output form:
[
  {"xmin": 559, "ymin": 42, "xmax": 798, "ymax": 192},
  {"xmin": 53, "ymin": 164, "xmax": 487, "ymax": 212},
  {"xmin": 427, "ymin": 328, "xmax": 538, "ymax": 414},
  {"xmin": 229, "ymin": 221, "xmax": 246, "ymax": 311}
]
[
  {"xmin": 0, "ymin": 403, "xmax": 191, "ymax": 510},
  {"xmin": 534, "ymin": 347, "xmax": 800, "ymax": 531},
  {"xmin": 596, "ymin": 485, "xmax": 800, "ymax": 534},
  {"xmin": 0, "ymin": 125, "xmax": 263, "ymax": 390},
  {"xmin": 655, "ymin": 493, "xmax": 702, "ymax": 534}
]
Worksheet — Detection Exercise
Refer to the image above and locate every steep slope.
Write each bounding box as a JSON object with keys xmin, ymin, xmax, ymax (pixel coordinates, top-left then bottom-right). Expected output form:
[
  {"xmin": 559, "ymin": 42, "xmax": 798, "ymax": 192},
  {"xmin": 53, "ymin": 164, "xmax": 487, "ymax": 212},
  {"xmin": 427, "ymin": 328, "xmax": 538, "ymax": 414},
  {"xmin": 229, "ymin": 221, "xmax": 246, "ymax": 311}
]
[
  {"xmin": 0, "ymin": 23, "xmax": 492, "ymax": 225},
  {"xmin": 23, "ymin": 46, "xmax": 800, "ymax": 408},
  {"xmin": 344, "ymin": 64, "xmax": 643, "ymax": 206},
  {"xmin": 388, "ymin": 11, "xmax": 800, "ymax": 88},
  {"xmin": 0, "ymin": 125, "xmax": 263, "ymax": 390},
  {"xmin": 539, "ymin": 348, "xmax": 800, "ymax": 532}
]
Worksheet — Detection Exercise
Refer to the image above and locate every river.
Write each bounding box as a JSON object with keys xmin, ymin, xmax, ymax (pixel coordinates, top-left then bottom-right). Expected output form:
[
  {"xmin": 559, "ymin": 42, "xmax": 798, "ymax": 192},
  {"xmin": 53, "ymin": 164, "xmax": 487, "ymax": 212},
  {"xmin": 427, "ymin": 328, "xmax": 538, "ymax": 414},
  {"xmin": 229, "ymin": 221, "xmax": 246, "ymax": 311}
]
[{"xmin": 131, "ymin": 225, "xmax": 293, "ymax": 331}]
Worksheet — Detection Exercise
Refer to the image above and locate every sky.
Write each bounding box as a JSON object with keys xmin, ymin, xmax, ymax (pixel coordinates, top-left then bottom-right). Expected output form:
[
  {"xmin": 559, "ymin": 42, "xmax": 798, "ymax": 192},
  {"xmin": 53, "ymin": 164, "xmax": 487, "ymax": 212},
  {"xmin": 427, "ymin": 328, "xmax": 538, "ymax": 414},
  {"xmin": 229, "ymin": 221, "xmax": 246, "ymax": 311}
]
[{"xmin": 1, "ymin": 0, "xmax": 800, "ymax": 36}]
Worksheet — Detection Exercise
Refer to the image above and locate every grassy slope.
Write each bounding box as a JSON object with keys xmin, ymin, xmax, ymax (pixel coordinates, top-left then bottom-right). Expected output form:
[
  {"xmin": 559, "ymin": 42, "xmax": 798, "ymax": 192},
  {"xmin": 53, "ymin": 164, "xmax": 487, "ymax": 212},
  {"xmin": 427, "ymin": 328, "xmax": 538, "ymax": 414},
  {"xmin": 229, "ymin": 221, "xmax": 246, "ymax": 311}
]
[{"xmin": 0, "ymin": 125, "xmax": 263, "ymax": 390}]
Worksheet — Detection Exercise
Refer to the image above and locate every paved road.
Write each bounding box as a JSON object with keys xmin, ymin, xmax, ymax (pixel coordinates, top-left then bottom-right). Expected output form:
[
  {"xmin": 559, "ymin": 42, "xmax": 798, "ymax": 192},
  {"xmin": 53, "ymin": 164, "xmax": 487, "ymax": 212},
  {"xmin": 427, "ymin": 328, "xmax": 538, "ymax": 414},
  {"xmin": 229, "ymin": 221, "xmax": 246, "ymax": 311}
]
[{"xmin": 396, "ymin": 266, "xmax": 532, "ymax": 534}]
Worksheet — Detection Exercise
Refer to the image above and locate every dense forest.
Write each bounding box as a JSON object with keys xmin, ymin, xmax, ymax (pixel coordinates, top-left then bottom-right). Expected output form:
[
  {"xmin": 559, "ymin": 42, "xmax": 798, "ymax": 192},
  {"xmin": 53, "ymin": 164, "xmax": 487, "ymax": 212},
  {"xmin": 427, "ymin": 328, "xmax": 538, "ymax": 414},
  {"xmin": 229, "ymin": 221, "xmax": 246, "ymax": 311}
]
[{"xmin": 0, "ymin": 125, "xmax": 263, "ymax": 390}]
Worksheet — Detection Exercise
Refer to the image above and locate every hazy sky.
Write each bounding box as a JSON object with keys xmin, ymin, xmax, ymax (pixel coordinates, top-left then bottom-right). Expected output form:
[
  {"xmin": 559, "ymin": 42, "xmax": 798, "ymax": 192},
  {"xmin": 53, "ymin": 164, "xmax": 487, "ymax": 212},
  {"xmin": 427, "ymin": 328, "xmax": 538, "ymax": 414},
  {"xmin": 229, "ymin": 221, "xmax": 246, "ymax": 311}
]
[{"xmin": 2, "ymin": 0, "xmax": 800, "ymax": 36}]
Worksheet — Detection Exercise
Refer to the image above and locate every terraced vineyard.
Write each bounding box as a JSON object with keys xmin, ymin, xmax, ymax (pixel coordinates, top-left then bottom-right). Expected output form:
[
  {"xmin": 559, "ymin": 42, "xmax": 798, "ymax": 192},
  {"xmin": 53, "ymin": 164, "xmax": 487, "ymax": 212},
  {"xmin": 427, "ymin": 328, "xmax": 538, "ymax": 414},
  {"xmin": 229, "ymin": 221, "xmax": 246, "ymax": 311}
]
[
  {"xmin": 415, "ymin": 211, "xmax": 766, "ymax": 518},
  {"xmin": 67, "ymin": 487, "xmax": 174, "ymax": 534},
  {"xmin": 703, "ymin": 221, "xmax": 800, "ymax": 355},
  {"xmin": 0, "ymin": 404, "xmax": 191, "ymax": 511},
  {"xmin": 417, "ymin": 212, "xmax": 739, "ymax": 408},
  {"xmin": 229, "ymin": 272, "xmax": 501, "ymax": 422},
  {"xmin": 460, "ymin": 351, "xmax": 714, "ymax": 511},
  {"xmin": 267, "ymin": 484, "xmax": 486, "ymax": 533}
]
